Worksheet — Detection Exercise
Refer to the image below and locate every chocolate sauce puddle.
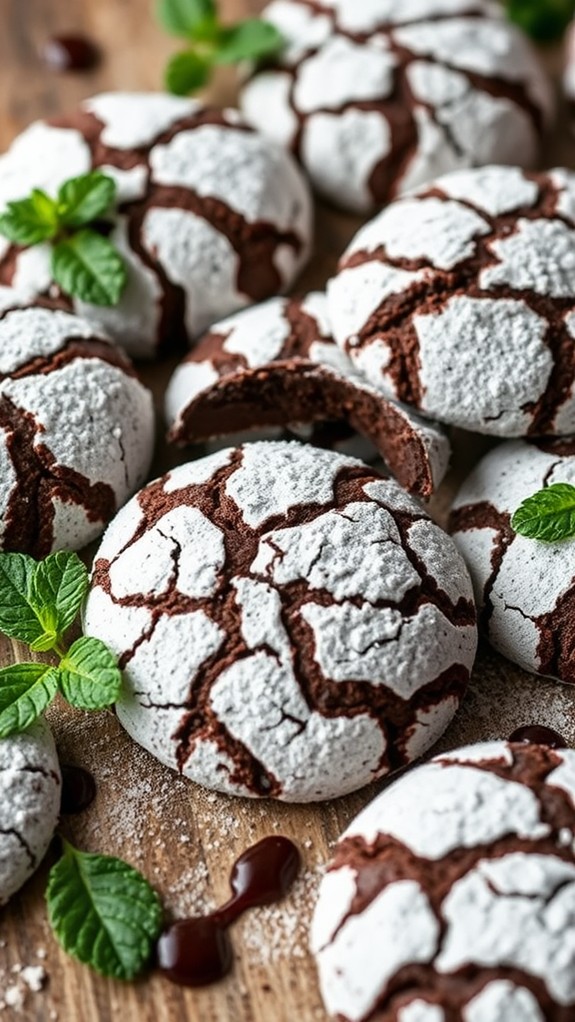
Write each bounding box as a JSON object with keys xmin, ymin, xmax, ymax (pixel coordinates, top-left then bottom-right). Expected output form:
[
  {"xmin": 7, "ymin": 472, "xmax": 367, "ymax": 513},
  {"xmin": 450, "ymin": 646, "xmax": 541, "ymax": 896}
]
[
  {"xmin": 157, "ymin": 836, "xmax": 300, "ymax": 987},
  {"xmin": 41, "ymin": 35, "xmax": 100, "ymax": 73},
  {"xmin": 60, "ymin": 764, "xmax": 97, "ymax": 814},
  {"xmin": 509, "ymin": 725, "xmax": 567, "ymax": 749}
]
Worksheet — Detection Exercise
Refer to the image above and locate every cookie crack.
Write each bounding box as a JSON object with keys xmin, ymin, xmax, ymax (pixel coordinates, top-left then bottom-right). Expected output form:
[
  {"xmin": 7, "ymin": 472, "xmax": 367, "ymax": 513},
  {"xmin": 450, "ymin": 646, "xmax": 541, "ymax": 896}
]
[
  {"xmin": 0, "ymin": 826, "xmax": 36, "ymax": 868},
  {"xmin": 0, "ymin": 393, "xmax": 116, "ymax": 557}
]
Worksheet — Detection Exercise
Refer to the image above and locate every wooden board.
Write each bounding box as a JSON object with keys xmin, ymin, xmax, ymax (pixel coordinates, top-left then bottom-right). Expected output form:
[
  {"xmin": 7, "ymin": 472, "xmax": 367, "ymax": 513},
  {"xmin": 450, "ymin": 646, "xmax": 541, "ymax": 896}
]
[{"xmin": 1, "ymin": 4, "xmax": 575, "ymax": 1020}]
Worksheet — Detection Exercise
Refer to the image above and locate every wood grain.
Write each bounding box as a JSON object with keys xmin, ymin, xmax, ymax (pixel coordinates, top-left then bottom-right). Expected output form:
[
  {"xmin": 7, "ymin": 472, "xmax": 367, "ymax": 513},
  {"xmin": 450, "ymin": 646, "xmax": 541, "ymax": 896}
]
[{"xmin": 1, "ymin": 4, "xmax": 575, "ymax": 1020}]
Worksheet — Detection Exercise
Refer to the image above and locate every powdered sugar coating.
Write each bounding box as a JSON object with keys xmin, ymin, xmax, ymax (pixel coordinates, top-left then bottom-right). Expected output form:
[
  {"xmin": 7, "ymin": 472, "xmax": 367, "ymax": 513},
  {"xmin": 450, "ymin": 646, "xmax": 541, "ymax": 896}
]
[
  {"xmin": 312, "ymin": 740, "xmax": 575, "ymax": 1021},
  {"xmin": 240, "ymin": 1, "xmax": 552, "ymax": 213},
  {"xmin": 0, "ymin": 93, "xmax": 312, "ymax": 358},
  {"xmin": 165, "ymin": 294, "xmax": 450, "ymax": 499},
  {"xmin": 330, "ymin": 165, "xmax": 575, "ymax": 436},
  {"xmin": 451, "ymin": 438, "xmax": 575, "ymax": 682},
  {"xmin": 84, "ymin": 441, "xmax": 476, "ymax": 802},
  {"xmin": 0, "ymin": 301, "xmax": 154, "ymax": 555},
  {"xmin": 463, "ymin": 982, "xmax": 544, "ymax": 1022},
  {"xmin": 0, "ymin": 719, "xmax": 61, "ymax": 906}
]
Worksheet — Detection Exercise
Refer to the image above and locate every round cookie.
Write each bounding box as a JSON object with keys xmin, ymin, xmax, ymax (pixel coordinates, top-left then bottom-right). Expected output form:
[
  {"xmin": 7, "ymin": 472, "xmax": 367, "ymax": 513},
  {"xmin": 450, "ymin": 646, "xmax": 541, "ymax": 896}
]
[
  {"xmin": 0, "ymin": 297, "xmax": 154, "ymax": 556},
  {"xmin": 311, "ymin": 738, "xmax": 575, "ymax": 1021},
  {"xmin": 0, "ymin": 719, "xmax": 61, "ymax": 906},
  {"xmin": 165, "ymin": 293, "xmax": 450, "ymax": 499},
  {"xmin": 240, "ymin": 0, "xmax": 553, "ymax": 213},
  {"xmin": 450, "ymin": 437, "xmax": 575, "ymax": 683},
  {"xmin": 0, "ymin": 92, "xmax": 312, "ymax": 359},
  {"xmin": 329, "ymin": 165, "xmax": 575, "ymax": 436},
  {"xmin": 83, "ymin": 441, "xmax": 477, "ymax": 803}
]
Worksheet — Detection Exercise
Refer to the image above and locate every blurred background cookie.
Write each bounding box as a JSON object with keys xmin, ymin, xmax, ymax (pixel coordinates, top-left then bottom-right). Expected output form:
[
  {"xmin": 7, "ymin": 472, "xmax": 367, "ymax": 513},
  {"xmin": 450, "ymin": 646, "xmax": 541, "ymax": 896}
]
[
  {"xmin": 240, "ymin": 0, "xmax": 553, "ymax": 212},
  {"xmin": 0, "ymin": 93, "xmax": 313, "ymax": 359}
]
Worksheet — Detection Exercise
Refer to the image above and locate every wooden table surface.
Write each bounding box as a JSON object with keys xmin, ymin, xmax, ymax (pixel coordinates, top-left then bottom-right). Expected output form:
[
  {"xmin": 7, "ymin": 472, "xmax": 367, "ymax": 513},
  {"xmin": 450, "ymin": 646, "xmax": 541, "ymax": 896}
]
[{"xmin": 2, "ymin": 3, "xmax": 575, "ymax": 1021}]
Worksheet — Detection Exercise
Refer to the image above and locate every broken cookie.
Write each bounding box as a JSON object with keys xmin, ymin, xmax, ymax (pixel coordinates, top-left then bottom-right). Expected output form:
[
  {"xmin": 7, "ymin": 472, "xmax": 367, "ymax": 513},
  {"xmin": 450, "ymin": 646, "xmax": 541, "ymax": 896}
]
[{"xmin": 165, "ymin": 294, "xmax": 450, "ymax": 499}]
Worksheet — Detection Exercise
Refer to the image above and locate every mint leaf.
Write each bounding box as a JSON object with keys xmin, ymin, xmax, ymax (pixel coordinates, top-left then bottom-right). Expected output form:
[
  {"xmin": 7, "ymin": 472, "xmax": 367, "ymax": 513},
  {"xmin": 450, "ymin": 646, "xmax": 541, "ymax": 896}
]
[
  {"xmin": 215, "ymin": 19, "xmax": 284, "ymax": 64},
  {"xmin": 156, "ymin": 0, "xmax": 216, "ymax": 36},
  {"xmin": 30, "ymin": 552, "xmax": 89, "ymax": 649},
  {"xmin": 0, "ymin": 662, "xmax": 59, "ymax": 738},
  {"xmin": 57, "ymin": 172, "xmax": 116, "ymax": 229},
  {"xmin": 505, "ymin": 0, "xmax": 575, "ymax": 41},
  {"xmin": 165, "ymin": 50, "xmax": 212, "ymax": 94},
  {"xmin": 511, "ymin": 483, "xmax": 575, "ymax": 542},
  {"xmin": 0, "ymin": 189, "xmax": 58, "ymax": 246},
  {"xmin": 0, "ymin": 553, "xmax": 47, "ymax": 646},
  {"xmin": 52, "ymin": 229, "xmax": 127, "ymax": 306},
  {"xmin": 46, "ymin": 841, "xmax": 163, "ymax": 980},
  {"xmin": 58, "ymin": 637, "xmax": 122, "ymax": 710}
]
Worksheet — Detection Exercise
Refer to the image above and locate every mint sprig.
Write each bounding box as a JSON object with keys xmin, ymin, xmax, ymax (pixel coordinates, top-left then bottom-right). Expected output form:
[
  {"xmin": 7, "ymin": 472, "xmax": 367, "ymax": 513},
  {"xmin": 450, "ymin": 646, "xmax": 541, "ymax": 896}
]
[
  {"xmin": 46, "ymin": 840, "xmax": 163, "ymax": 980},
  {"xmin": 157, "ymin": 0, "xmax": 284, "ymax": 96},
  {"xmin": 0, "ymin": 172, "xmax": 127, "ymax": 307},
  {"xmin": 511, "ymin": 482, "xmax": 575, "ymax": 542},
  {"xmin": 504, "ymin": 0, "xmax": 575, "ymax": 41},
  {"xmin": 0, "ymin": 551, "xmax": 122, "ymax": 738}
]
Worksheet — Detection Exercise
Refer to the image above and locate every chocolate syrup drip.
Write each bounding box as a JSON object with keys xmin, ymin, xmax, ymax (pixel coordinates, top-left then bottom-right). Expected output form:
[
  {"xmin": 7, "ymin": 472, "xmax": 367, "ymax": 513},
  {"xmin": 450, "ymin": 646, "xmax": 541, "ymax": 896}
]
[
  {"xmin": 157, "ymin": 836, "xmax": 300, "ymax": 987},
  {"xmin": 509, "ymin": 725, "xmax": 568, "ymax": 749},
  {"xmin": 60, "ymin": 765, "xmax": 97, "ymax": 814},
  {"xmin": 41, "ymin": 35, "xmax": 100, "ymax": 73}
]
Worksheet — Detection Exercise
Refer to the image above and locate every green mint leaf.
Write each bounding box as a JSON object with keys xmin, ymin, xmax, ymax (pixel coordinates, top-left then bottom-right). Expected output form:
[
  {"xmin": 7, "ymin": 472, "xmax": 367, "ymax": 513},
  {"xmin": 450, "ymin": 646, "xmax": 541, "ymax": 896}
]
[
  {"xmin": 0, "ymin": 553, "xmax": 47, "ymax": 646},
  {"xmin": 511, "ymin": 483, "xmax": 575, "ymax": 542},
  {"xmin": 57, "ymin": 172, "xmax": 116, "ymax": 229},
  {"xmin": 505, "ymin": 0, "xmax": 575, "ymax": 41},
  {"xmin": 156, "ymin": 0, "xmax": 216, "ymax": 37},
  {"xmin": 214, "ymin": 19, "xmax": 284, "ymax": 64},
  {"xmin": 165, "ymin": 49, "xmax": 212, "ymax": 94},
  {"xmin": 58, "ymin": 637, "xmax": 122, "ymax": 710},
  {"xmin": 0, "ymin": 189, "xmax": 58, "ymax": 246},
  {"xmin": 30, "ymin": 552, "xmax": 89, "ymax": 647},
  {"xmin": 0, "ymin": 662, "xmax": 59, "ymax": 738},
  {"xmin": 52, "ymin": 229, "xmax": 127, "ymax": 306},
  {"xmin": 46, "ymin": 841, "xmax": 163, "ymax": 980}
]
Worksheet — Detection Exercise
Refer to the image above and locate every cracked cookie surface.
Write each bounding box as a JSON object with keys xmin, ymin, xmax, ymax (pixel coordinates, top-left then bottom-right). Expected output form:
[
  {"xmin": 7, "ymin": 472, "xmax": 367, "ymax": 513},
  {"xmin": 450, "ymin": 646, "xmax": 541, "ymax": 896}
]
[
  {"xmin": 0, "ymin": 93, "xmax": 312, "ymax": 358},
  {"xmin": 311, "ymin": 739, "xmax": 575, "ymax": 1021},
  {"xmin": 450, "ymin": 437, "xmax": 575, "ymax": 683},
  {"xmin": 165, "ymin": 293, "xmax": 450, "ymax": 499},
  {"xmin": 240, "ymin": 0, "xmax": 553, "ymax": 213},
  {"xmin": 329, "ymin": 165, "xmax": 575, "ymax": 436},
  {"xmin": 84, "ymin": 441, "xmax": 477, "ymax": 802},
  {"xmin": 0, "ymin": 298, "xmax": 154, "ymax": 555},
  {"xmin": 0, "ymin": 718, "xmax": 61, "ymax": 907}
]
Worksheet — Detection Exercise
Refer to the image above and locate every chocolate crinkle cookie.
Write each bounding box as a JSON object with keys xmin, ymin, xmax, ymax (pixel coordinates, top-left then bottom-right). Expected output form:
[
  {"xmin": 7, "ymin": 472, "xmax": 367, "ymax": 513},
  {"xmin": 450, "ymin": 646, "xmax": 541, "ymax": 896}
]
[
  {"xmin": 83, "ymin": 441, "xmax": 477, "ymax": 803},
  {"xmin": 0, "ymin": 92, "xmax": 312, "ymax": 359},
  {"xmin": 165, "ymin": 293, "xmax": 450, "ymax": 499},
  {"xmin": 0, "ymin": 719, "xmax": 61, "ymax": 907},
  {"xmin": 451, "ymin": 437, "xmax": 575, "ymax": 684},
  {"xmin": 240, "ymin": 0, "xmax": 553, "ymax": 213},
  {"xmin": 311, "ymin": 739, "xmax": 575, "ymax": 1022},
  {"xmin": 329, "ymin": 165, "xmax": 575, "ymax": 436},
  {"xmin": 0, "ymin": 297, "xmax": 154, "ymax": 556}
]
